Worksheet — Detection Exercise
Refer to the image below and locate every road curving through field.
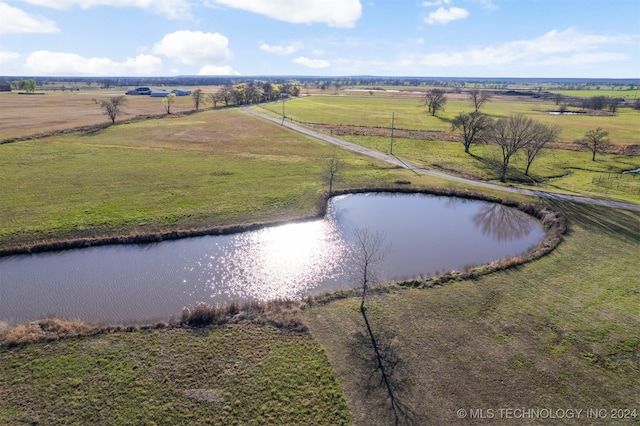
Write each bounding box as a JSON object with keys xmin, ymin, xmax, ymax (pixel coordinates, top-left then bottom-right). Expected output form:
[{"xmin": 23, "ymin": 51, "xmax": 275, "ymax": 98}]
[{"xmin": 244, "ymin": 107, "xmax": 640, "ymax": 212}]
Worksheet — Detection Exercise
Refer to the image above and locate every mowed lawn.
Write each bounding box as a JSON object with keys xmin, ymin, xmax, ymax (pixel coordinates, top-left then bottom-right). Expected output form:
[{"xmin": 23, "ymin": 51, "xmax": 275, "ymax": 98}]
[{"xmin": 0, "ymin": 108, "xmax": 414, "ymax": 250}]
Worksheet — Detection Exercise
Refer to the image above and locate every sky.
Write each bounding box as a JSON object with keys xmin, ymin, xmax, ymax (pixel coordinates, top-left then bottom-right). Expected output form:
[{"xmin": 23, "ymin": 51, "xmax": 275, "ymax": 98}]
[{"xmin": 0, "ymin": 0, "xmax": 639, "ymax": 78}]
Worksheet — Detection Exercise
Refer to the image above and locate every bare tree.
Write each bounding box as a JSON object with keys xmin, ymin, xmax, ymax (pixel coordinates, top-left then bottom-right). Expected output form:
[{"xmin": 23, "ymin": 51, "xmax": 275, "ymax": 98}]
[
  {"xmin": 352, "ymin": 228, "xmax": 404, "ymax": 424},
  {"xmin": 191, "ymin": 88, "xmax": 205, "ymax": 111},
  {"xmin": 324, "ymin": 151, "xmax": 343, "ymax": 195},
  {"xmin": 486, "ymin": 114, "xmax": 536, "ymax": 182},
  {"xmin": 218, "ymin": 83, "xmax": 234, "ymax": 106},
  {"xmin": 451, "ymin": 111, "xmax": 492, "ymax": 154},
  {"xmin": 523, "ymin": 123, "xmax": 560, "ymax": 176},
  {"xmin": 468, "ymin": 89, "xmax": 492, "ymax": 112},
  {"xmin": 423, "ymin": 89, "xmax": 447, "ymax": 117},
  {"xmin": 471, "ymin": 203, "xmax": 535, "ymax": 241},
  {"xmin": 607, "ymin": 98, "xmax": 621, "ymax": 114},
  {"xmin": 553, "ymin": 93, "xmax": 564, "ymax": 106},
  {"xmin": 208, "ymin": 92, "xmax": 223, "ymax": 109},
  {"xmin": 577, "ymin": 127, "xmax": 611, "ymax": 161},
  {"xmin": 100, "ymin": 95, "xmax": 127, "ymax": 125}
]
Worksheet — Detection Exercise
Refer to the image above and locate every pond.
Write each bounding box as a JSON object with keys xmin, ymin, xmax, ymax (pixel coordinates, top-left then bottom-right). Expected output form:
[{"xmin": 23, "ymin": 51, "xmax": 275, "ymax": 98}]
[{"xmin": 0, "ymin": 193, "xmax": 546, "ymax": 324}]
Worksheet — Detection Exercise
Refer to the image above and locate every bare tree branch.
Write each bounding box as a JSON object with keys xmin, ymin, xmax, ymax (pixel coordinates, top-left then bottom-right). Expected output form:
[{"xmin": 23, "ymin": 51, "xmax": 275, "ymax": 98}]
[
  {"xmin": 451, "ymin": 111, "xmax": 492, "ymax": 154},
  {"xmin": 468, "ymin": 89, "xmax": 492, "ymax": 112},
  {"xmin": 100, "ymin": 96, "xmax": 127, "ymax": 125},
  {"xmin": 577, "ymin": 127, "xmax": 611, "ymax": 161},
  {"xmin": 423, "ymin": 89, "xmax": 447, "ymax": 117}
]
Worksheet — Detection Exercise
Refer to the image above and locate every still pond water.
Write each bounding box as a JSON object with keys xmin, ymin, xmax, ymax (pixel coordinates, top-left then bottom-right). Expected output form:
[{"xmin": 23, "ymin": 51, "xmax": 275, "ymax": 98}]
[{"xmin": 0, "ymin": 193, "xmax": 545, "ymax": 324}]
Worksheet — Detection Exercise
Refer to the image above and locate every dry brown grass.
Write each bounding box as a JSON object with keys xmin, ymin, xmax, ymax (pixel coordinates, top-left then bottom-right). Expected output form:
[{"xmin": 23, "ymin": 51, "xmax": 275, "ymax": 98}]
[
  {"xmin": 0, "ymin": 317, "xmax": 95, "ymax": 346},
  {"xmin": 181, "ymin": 299, "xmax": 308, "ymax": 332},
  {"xmin": 0, "ymin": 90, "xmax": 201, "ymax": 140},
  {"xmin": 0, "ymin": 298, "xmax": 308, "ymax": 347}
]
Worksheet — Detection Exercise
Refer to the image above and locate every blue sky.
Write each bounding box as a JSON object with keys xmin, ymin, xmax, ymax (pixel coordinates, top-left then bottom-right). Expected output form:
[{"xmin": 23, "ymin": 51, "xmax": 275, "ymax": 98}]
[{"xmin": 1, "ymin": 0, "xmax": 638, "ymax": 78}]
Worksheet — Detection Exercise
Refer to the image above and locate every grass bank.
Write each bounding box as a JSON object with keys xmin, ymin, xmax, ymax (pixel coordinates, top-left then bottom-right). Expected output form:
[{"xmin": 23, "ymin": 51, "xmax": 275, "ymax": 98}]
[{"xmin": 306, "ymin": 202, "xmax": 640, "ymax": 425}]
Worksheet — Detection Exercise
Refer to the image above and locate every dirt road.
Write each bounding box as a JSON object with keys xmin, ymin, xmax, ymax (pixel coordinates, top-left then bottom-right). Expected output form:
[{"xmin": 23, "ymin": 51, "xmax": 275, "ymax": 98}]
[{"xmin": 244, "ymin": 107, "xmax": 640, "ymax": 212}]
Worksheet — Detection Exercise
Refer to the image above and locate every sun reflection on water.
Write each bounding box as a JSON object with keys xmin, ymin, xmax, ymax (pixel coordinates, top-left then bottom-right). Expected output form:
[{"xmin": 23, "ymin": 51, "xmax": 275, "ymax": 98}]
[{"xmin": 185, "ymin": 218, "xmax": 349, "ymax": 301}]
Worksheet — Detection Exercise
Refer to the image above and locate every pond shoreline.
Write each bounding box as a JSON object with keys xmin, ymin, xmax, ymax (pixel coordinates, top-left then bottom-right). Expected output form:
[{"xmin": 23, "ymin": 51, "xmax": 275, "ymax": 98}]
[{"xmin": 0, "ymin": 187, "xmax": 565, "ymax": 258}]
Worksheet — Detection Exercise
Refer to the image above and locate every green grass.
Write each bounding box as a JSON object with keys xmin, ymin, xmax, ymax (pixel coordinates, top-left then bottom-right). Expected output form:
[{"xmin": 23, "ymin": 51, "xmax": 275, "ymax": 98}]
[
  {"xmin": 0, "ymin": 108, "xmax": 415, "ymax": 250},
  {"xmin": 340, "ymin": 135, "xmax": 640, "ymax": 203},
  {"xmin": 262, "ymin": 96, "xmax": 640, "ymax": 144},
  {"xmin": 0, "ymin": 325, "xmax": 352, "ymax": 425},
  {"xmin": 260, "ymin": 95, "xmax": 640, "ymax": 203},
  {"xmin": 2, "ymin": 101, "xmax": 639, "ymax": 425},
  {"xmin": 306, "ymin": 203, "xmax": 640, "ymax": 425}
]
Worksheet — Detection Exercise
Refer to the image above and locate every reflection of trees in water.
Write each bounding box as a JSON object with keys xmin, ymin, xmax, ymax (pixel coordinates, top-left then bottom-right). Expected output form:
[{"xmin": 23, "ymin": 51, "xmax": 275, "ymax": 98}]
[{"xmin": 472, "ymin": 203, "xmax": 534, "ymax": 241}]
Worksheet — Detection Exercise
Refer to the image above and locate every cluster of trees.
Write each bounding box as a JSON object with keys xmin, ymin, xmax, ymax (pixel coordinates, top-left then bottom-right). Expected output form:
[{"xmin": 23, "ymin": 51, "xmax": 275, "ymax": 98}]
[
  {"xmin": 422, "ymin": 88, "xmax": 614, "ymax": 181},
  {"xmin": 436, "ymin": 89, "xmax": 561, "ymax": 181},
  {"xmin": 453, "ymin": 111, "xmax": 561, "ymax": 182},
  {"xmin": 99, "ymin": 81, "xmax": 302, "ymax": 124},
  {"xmin": 10, "ymin": 79, "xmax": 37, "ymax": 92},
  {"xmin": 553, "ymin": 93, "xmax": 629, "ymax": 113},
  {"xmin": 447, "ymin": 90, "xmax": 615, "ymax": 181},
  {"xmin": 191, "ymin": 82, "xmax": 300, "ymax": 109},
  {"xmin": 214, "ymin": 81, "xmax": 300, "ymax": 106}
]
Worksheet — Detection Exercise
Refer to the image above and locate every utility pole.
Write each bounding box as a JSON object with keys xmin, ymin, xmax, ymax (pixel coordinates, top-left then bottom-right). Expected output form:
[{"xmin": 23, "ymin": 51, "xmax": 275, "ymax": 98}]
[
  {"xmin": 390, "ymin": 112, "xmax": 395, "ymax": 155},
  {"xmin": 281, "ymin": 98, "xmax": 285, "ymax": 125}
]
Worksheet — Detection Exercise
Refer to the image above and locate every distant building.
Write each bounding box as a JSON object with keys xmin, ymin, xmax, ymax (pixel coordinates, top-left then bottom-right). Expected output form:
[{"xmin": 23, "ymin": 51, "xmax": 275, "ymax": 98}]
[
  {"xmin": 0, "ymin": 80, "xmax": 11, "ymax": 92},
  {"xmin": 150, "ymin": 90, "xmax": 172, "ymax": 97},
  {"xmin": 172, "ymin": 89, "xmax": 192, "ymax": 96}
]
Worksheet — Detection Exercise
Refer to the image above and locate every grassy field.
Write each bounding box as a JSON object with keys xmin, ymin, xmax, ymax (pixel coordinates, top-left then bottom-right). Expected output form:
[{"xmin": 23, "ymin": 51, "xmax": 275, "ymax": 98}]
[
  {"xmin": 262, "ymin": 95, "xmax": 640, "ymax": 145},
  {"xmin": 1, "ymin": 92, "xmax": 639, "ymax": 425},
  {"xmin": 0, "ymin": 108, "xmax": 419, "ymax": 251},
  {"xmin": 258, "ymin": 95, "xmax": 640, "ymax": 203},
  {"xmin": 0, "ymin": 90, "xmax": 203, "ymax": 140},
  {"xmin": 307, "ymin": 202, "xmax": 640, "ymax": 425},
  {"xmin": 339, "ymin": 135, "xmax": 640, "ymax": 203},
  {"xmin": 0, "ymin": 324, "xmax": 352, "ymax": 425}
]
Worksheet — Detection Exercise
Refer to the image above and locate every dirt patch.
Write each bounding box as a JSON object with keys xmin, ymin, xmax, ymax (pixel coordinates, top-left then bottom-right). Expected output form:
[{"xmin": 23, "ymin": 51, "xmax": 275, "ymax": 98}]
[
  {"xmin": 311, "ymin": 123, "xmax": 637, "ymax": 155},
  {"xmin": 309, "ymin": 123, "xmax": 460, "ymax": 142}
]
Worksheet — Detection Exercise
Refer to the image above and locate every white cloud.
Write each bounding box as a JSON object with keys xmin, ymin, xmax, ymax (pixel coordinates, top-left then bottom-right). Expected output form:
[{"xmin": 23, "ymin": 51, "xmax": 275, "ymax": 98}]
[
  {"xmin": 422, "ymin": 0, "xmax": 450, "ymax": 6},
  {"xmin": 259, "ymin": 42, "xmax": 303, "ymax": 55},
  {"xmin": 0, "ymin": 2, "xmax": 59, "ymax": 34},
  {"xmin": 198, "ymin": 65, "xmax": 240, "ymax": 75},
  {"xmin": 23, "ymin": 51, "xmax": 162, "ymax": 75},
  {"xmin": 293, "ymin": 56, "xmax": 330, "ymax": 68},
  {"xmin": 152, "ymin": 31, "xmax": 232, "ymax": 65},
  {"xmin": 212, "ymin": 0, "xmax": 362, "ymax": 28},
  {"xmin": 0, "ymin": 49, "xmax": 22, "ymax": 72},
  {"xmin": 18, "ymin": 0, "xmax": 191, "ymax": 20},
  {"xmin": 476, "ymin": 0, "xmax": 497, "ymax": 10},
  {"xmin": 541, "ymin": 52, "xmax": 628, "ymax": 66},
  {"xmin": 425, "ymin": 6, "xmax": 469, "ymax": 24},
  {"xmin": 418, "ymin": 28, "xmax": 633, "ymax": 67}
]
